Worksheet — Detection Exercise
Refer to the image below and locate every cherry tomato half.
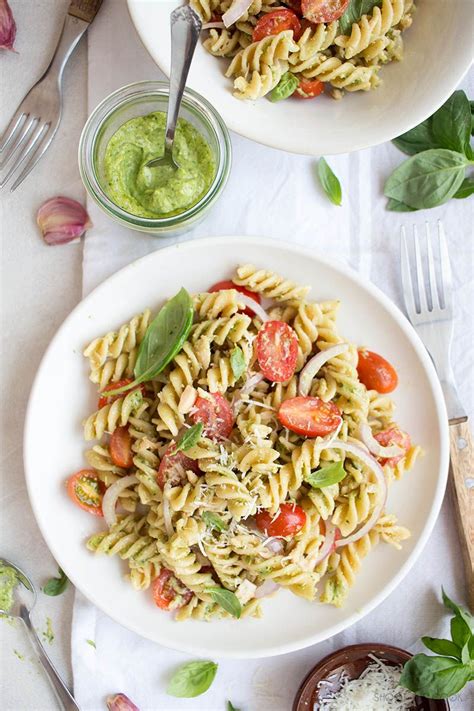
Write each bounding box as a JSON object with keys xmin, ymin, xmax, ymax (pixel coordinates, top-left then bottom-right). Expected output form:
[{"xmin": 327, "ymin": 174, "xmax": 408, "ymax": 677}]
[
  {"xmin": 208, "ymin": 279, "xmax": 261, "ymax": 318},
  {"xmin": 278, "ymin": 396, "xmax": 341, "ymax": 437},
  {"xmin": 293, "ymin": 78, "xmax": 325, "ymax": 99},
  {"xmin": 110, "ymin": 426, "xmax": 133, "ymax": 468},
  {"xmin": 252, "ymin": 9, "xmax": 302, "ymax": 42},
  {"xmin": 357, "ymin": 349, "xmax": 398, "ymax": 393},
  {"xmin": 152, "ymin": 569, "xmax": 193, "ymax": 610},
  {"xmin": 97, "ymin": 379, "xmax": 145, "ymax": 409},
  {"xmin": 256, "ymin": 320, "xmax": 299, "ymax": 383},
  {"xmin": 256, "ymin": 503, "xmax": 306, "ymax": 537},
  {"xmin": 190, "ymin": 392, "xmax": 234, "ymax": 440},
  {"xmin": 301, "ymin": 0, "xmax": 349, "ymax": 23},
  {"xmin": 157, "ymin": 445, "xmax": 201, "ymax": 489},
  {"xmin": 319, "ymin": 519, "xmax": 342, "ymax": 552},
  {"xmin": 67, "ymin": 470, "xmax": 104, "ymax": 516},
  {"xmin": 375, "ymin": 427, "xmax": 411, "ymax": 468}
]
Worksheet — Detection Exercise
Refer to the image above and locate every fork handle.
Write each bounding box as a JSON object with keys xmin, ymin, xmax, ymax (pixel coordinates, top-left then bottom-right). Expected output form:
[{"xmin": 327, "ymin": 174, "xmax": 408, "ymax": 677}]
[
  {"xmin": 43, "ymin": 14, "xmax": 89, "ymax": 87},
  {"xmin": 449, "ymin": 420, "xmax": 474, "ymax": 611}
]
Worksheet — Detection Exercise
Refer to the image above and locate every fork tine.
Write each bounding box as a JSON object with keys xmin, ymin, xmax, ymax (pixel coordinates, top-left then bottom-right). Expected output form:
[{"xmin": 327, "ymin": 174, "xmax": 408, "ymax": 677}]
[
  {"xmin": 437, "ymin": 221, "xmax": 452, "ymax": 310},
  {"xmin": 425, "ymin": 223, "xmax": 440, "ymax": 311},
  {"xmin": 413, "ymin": 225, "xmax": 429, "ymax": 314},
  {"xmin": 0, "ymin": 110, "xmax": 28, "ymax": 154},
  {"xmin": 0, "ymin": 122, "xmax": 47, "ymax": 189},
  {"xmin": 400, "ymin": 226, "xmax": 418, "ymax": 320},
  {"xmin": 0, "ymin": 116, "xmax": 36, "ymax": 170},
  {"xmin": 10, "ymin": 125, "xmax": 55, "ymax": 192}
]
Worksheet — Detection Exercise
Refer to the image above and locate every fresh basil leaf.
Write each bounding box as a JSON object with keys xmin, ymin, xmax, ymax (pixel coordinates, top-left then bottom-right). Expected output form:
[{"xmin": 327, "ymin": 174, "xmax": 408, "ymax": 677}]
[
  {"xmin": 392, "ymin": 119, "xmax": 438, "ymax": 156},
  {"xmin": 227, "ymin": 702, "xmax": 241, "ymax": 711},
  {"xmin": 43, "ymin": 568, "xmax": 68, "ymax": 596},
  {"xmin": 384, "ymin": 149, "xmax": 468, "ymax": 209},
  {"xmin": 167, "ymin": 660, "xmax": 218, "ymax": 698},
  {"xmin": 470, "ymin": 100, "xmax": 474, "ymax": 135},
  {"xmin": 230, "ymin": 346, "xmax": 246, "ymax": 381},
  {"xmin": 174, "ymin": 423, "xmax": 203, "ymax": 454},
  {"xmin": 202, "ymin": 511, "xmax": 228, "ymax": 532},
  {"xmin": 421, "ymin": 636, "xmax": 461, "ymax": 660},
  {"xmin": 451, "ymin": 616, "xmax": 472, "ymax": 650},
  {"xmin": 207, "ymin": 587, "xmax": 241, "ymax": 618},
  {"xmin": 304, "ymin": 461, "xmax": 346, "ymax": 489},
  {"xmin": 134, "ymin": 287, "xmax": 193, "ymax": 383},
  {"xmin": 454, "ymin": 176, "xmax": 474, "ymax": 199},
  {"xmin": 461, "ymin": 641, "xmax": 470, "ymax": 665},
  {"xmin": 469, "ymin": 634, "xmax": 474, "ymax": 658},
  {"xmin": 317, "ymin": 158, "xmax": 342, "ymax": 206},
  {"xmin": 400, "ymin": 655, "xmax": 471, "ymax": 699},
  {"xmin": 442, "ymin": 588, "xmax": 474, "ymax": 628},
  {"xmin": 386, "ymin": 197, "xmax": 418, "ymax": 212},
  {"xmin": 269, "ymin": 72, "xmax": 299, "ymax": 102},
  {"xmin": 338, "ymin": 0, "xmax": 381, "ymax": 34},
  {"xmin": 431, "ymin": 90, "xmax": 472, "ymax": 157}
]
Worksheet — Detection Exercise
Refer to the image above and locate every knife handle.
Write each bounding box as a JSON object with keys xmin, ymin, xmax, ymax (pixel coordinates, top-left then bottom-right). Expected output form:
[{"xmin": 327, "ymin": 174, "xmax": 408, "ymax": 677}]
[{"xmin": 449, "ymin": 421, "xmax": 474, "ymax": 611}]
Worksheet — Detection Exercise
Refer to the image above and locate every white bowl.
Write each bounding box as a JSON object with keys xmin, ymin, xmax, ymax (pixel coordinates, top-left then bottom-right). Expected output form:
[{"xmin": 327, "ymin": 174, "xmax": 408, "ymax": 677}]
[
  {"xmin": 24, "ymin": 237, "xmax": 449, "ymax": 658},
  {"xmin": 127, "ymin": 0, "xmax": 474, "ymax": 156}
]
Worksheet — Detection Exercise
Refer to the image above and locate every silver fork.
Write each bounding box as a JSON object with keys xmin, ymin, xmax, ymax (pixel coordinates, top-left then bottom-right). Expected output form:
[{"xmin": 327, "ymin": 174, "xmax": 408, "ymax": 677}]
[
  {"xmin": 0, "ymin": 0, "xmax": 103, "ymax": 192},
  {"xmin": 400, "ymin": 221, "xmax": 474, "ymax": 610}
]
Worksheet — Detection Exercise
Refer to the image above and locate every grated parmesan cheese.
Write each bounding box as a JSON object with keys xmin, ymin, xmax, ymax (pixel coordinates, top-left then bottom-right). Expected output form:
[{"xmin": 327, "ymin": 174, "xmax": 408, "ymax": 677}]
[{"xmin": 315, "ymin": 655, "xmax": 416, "ymax": 711}]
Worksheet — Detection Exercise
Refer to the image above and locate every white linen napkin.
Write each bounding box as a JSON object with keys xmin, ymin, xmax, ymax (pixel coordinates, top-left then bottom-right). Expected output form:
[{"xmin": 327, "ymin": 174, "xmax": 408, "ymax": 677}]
[{"xmin": 73, "ymin": 1, "xmax": 474, "ymax": 708}]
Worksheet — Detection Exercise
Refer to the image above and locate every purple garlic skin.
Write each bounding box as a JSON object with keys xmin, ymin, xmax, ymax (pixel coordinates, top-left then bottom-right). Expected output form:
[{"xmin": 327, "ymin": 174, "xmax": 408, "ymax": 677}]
[
  {"xmin": 37, "ymin": 196, "xmax": 92, "ymax": 246},
  {"xmin": 0, "ymin": 0, "xmax": 17, "ymax": 51},
  {"xmin": 106, "ymin": 694, "xmax": 140, "ymax": 711}
]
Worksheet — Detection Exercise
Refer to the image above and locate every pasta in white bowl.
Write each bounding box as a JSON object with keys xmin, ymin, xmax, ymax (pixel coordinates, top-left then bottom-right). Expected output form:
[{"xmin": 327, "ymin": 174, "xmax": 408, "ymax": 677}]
[{"xmin": 24, "ymin": 238, "xmax": 449, "ymax": 656}]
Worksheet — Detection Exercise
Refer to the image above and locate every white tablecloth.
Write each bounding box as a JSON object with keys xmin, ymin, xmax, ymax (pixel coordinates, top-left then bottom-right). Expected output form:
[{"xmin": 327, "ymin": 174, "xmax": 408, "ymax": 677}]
[{"xmin": 73, "ymin": 1, "xmax": 474, "ymax": 709}]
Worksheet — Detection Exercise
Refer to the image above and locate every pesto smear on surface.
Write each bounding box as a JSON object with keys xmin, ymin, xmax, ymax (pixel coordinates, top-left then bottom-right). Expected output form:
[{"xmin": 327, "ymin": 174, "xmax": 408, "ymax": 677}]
[
  {"xmin": 0, "ymin": 565, "xmax": 18, "ymax": 613},
  {"xmin": 104, "ymin": 111, "xmax": 216, "ymax": 218}
]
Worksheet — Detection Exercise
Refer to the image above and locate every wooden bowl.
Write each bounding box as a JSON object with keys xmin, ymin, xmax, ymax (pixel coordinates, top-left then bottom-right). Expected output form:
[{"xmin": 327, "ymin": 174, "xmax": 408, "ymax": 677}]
[{"xmin": 293, "ymin": 643, "xmax": 450, "ymax": 711}]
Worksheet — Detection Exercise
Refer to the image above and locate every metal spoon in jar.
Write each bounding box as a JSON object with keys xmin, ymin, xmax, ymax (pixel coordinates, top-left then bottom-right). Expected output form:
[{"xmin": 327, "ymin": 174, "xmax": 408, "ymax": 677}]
[
  {"xmin": 0, "ymin": 558, "xmax": 80, "ymax": 711},
  {"xmin": 146, "ymin": 6, "xmax": 202, "ymax": 170}
]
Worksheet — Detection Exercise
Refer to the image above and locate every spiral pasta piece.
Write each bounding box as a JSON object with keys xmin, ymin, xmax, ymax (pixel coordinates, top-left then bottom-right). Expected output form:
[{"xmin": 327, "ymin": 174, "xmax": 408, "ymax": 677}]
[
  {"xmin": 204, "ymin": 28, "xmax": 250, "ymax": 57},
  {"xmin": 334, "ymin": 0, "xmax": 407, "ymax": 59},
  {"xmin": 302, "ymin": 55, "xmax": 380, "ymax": 92},
  {"xmin": 289, "ymin": 21, "xmax": 339, "ymax": 69},
  {"xmin": 83, "ymin": 390, "xmax": 147, "ymax": 440},
  {"xmin": 233, "ymin": 264, "xmax": 310, "ymax": 303},
  {"xmin": 320, "ymin": 530, "xmax": 379, "ymax": 606}
]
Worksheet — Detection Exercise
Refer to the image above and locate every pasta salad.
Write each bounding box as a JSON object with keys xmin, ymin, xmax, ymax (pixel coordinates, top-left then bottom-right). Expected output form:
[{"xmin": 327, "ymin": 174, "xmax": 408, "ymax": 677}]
[
  {"xmin": 190, "ymin": 0, "xmax": 415, "ymax": 101},
  {"xmin": 68, "ymin": 265, "xmax": 420, "ymax": 621}
]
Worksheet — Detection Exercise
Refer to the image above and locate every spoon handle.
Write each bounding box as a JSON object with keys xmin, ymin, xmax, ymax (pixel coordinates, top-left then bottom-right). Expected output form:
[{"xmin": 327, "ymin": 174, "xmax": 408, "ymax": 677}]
[
  {"xmin": 165, "ymin": 6, "xmax": 202, "ymax": 155},
  {"xmin": 20, "ymin": 605, "xmax": 80, "ymax": 711}
]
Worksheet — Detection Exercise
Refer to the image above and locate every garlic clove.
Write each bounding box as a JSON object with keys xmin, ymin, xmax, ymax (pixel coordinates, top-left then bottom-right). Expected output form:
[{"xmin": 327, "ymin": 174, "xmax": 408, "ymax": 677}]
[
  {"xmin": 37, "ymin": 196, "xmax": 92, "ymax": 246},
  {"xmin": 106, "ymin": 693, "xmax": 140, "ymax": 711},
  {"xmin": 0, "ymin": 0, "xmax": 17, "ymax": 51}
]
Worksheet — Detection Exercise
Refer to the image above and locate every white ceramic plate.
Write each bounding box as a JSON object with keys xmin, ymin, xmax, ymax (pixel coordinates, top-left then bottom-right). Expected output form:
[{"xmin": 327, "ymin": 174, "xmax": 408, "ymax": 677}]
[
  {"xmin": 25, "ymin": 237, "xmax": 449, "ymax": 658},
  {"xmin": 127, "ymin": 1, "xmax": 473, "ymax": 155}
]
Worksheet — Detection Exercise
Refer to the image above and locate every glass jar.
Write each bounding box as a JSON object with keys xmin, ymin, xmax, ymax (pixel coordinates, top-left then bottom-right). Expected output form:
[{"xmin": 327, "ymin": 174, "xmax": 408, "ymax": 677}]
[{"xmin": 78, "ymin": 81, "xmax": 232, "ymax": 235}]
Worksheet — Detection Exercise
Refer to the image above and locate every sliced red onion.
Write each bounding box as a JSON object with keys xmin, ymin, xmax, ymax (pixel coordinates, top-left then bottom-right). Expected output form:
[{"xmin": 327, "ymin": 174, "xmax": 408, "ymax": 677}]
[
  {"xmin": 102, "ymin": 475, "xmax": 138, "ymax": 527},
  {"xmin": 202, "ymin": 21, "xmax": 225, "ymax": 29},
  {"xmin": 232, "ymin": 372, "xmax": 264, "ymax": 413},
  {"xmin": 238, "ymin": 294, "xmax": 270, "ymax": 322},
  {"xmin": 162, "ymin": 486, "xmax": 174, "ymax": 537},
  {"xmin": 254, "ymin": 579, "xmax": 280, "ymax": 599},
  {"xmin": 298, "ymin": 344, "xmax": 349, "ymax": 396},
  {"xmin": 223, "ymin": 0, "xmax": 253, "ymax": 27},
  {"xmin": 359, "ymin": 423, "xmax": 403, "ymax": 458},
  {"xmin": 321, "ymin": 441, "xmax": 387, "ymax": 548},
  {"xmin": 311, "ymin": 521, "xmax": 337, "ymax": 567},
  {"xmin": 264, "ymin": 537, "xmax": 284, "ymax": 554}
]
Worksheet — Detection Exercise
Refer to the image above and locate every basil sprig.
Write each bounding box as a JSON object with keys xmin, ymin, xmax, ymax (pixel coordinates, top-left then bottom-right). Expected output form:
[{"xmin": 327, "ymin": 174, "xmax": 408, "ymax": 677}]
[
  {"xmin": 304, "ymin": 461, "xmax": 346, "ymax": 489},
  {"xmin": 400, "ymin": 588, "xmax": 474, "ymax": 699},
  {"xmin": 317, "ymin": 158, "xmax": 342, "ymax": 206},
  {"xmin": 269, "ymin": 72, "xmax": 299, "ymax": 102},
  {"xmin": 230, "ymin": 346, "xmax": 246, "ymax": 380},
  {"xmin": 207, "ymin": 587, "xmax": 242, "ymax": 618},
  {"xmin": 202, "ymin": 511, "xmax": 228, "ymax": 532},
  {"xmin": 173, "ymin": 423, "xmax": 203, "ymax": 454},
  {"xmin": 386, "ymin": 90, "xmax": 474, "ymax": 210},
  {"xmin": 167, "ymin": 660, "xmax": 218, "ymax": 698},
  {"xmin": 43, "ymin": 567, "xmax": 69, "ymax": 596},
  {"xmin": 105, "ymin": 288, "xmax": 193, "ymax": 396},
  {"xmin": 338, "ymin": 1, "xmax": 381, "ymax": 35},
  {"xmin": 227, "ymin": 702, "xmax": 241, "ymax": 711}
]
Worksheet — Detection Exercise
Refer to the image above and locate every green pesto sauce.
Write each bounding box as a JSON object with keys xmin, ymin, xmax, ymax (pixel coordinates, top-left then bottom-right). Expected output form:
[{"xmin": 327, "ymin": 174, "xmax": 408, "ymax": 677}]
[
  {"xmin": 0, "ymin": 565, "xmax": 18, "ymax": 614},
  {"xmin": 104, "ymin": 111, "xmax": 216, "ymax": 218}
]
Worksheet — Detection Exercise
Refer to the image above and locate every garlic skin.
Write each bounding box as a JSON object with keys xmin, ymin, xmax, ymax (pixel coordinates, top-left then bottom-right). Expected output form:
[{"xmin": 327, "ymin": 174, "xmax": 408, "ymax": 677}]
[
  {"xmin": 0, "ymin": 0, "xmax": 17, "ymax": 51},
  {"xmin": 106, "ymin": 693, "xmax": 140, "ymax": 711},
  {"xmin": 37, "ymin": 196, "xmax": 92, "ymax": 246}
]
